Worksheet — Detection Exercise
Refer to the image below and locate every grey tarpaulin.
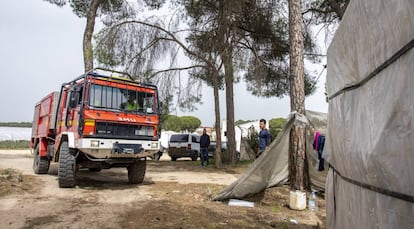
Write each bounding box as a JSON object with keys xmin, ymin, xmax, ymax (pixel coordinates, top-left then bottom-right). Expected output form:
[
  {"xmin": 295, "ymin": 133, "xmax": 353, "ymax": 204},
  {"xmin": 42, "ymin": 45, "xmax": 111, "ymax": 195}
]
[
  {"xmin": 214, "ymin": 111, "xmax": 328, "ymax": 201},
  {"xmin": 325, "ymin": 0, "xmax": 414, "ymax": 228}
]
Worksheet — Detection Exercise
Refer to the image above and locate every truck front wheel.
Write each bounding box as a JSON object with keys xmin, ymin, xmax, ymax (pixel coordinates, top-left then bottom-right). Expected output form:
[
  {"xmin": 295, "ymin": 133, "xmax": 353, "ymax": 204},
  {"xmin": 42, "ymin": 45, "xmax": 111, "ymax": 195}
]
[
  {"xmin": 33, "ymin": 144, "xmax": 50, "ymax": 174},
  {"xmin": 127, "ymin": 159, "xmax": 146, "ymax": 184},
  {"xmin": 58, "ymin": 141, "xmax": 77, "ymax": 188}
]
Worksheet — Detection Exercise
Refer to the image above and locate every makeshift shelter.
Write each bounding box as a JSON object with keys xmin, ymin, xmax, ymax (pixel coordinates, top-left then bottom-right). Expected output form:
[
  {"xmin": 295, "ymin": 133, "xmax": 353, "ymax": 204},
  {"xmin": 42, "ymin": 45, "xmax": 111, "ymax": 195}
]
[
  {"xmin": 325, "ymin": 0, "xmax": 414, "ymax": 228},
  {"xmin": 214, "ymin": 111, "xmax": 328, "ymax": 201}
]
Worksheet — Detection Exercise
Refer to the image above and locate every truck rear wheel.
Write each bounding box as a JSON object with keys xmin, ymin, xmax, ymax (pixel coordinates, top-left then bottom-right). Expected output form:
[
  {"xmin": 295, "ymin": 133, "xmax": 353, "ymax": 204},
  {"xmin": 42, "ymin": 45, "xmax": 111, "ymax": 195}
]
[
  {"xmin": 33, "ymin": 144, "xmax": 50, "ymax": 174},
  {"xmin": 127, "ymin": 159, "xmax": 146, "ymax": 184},
  {"xmin": 58, "ymin": 141, "xmax": 77, "ymax": 188}
]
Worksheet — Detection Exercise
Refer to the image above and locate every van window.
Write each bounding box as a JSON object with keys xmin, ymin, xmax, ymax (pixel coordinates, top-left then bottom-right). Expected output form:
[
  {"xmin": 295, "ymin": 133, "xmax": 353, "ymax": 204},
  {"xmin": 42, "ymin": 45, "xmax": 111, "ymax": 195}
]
[
  {"xmin": 170, "ymin": 134, "xmax": 189, "ymax": 143},
  {"xmin": 191, "ymin": 135, "xmax": 200, "ymax": 143}
]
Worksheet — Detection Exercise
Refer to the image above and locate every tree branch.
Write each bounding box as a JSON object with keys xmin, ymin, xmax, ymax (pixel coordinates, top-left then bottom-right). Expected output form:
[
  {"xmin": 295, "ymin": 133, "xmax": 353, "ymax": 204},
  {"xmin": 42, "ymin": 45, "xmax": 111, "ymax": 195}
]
[
  {"xmin": 149, "ymin": 65, "xmax": 206, "ymax": 78},
  {"xmin": 112, "ymin": 20, "xmax": 217, "ymax": 70},
  {"xmin": 302, "ymin": 8, "xmax": 330, "ymax": 16}
]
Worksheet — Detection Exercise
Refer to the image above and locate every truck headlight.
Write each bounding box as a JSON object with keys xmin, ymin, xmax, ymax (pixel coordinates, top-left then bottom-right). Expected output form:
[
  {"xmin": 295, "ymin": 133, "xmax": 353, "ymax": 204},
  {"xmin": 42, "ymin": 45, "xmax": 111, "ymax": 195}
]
[{"xmin": 90, "ymin": 140, "xmax": 100, "ymax": 148}]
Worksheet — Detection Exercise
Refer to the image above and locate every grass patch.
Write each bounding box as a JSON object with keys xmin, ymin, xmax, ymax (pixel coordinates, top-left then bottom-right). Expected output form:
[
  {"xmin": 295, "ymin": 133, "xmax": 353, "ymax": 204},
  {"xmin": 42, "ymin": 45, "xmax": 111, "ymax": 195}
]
[
  {"xmin": 0, "ymin": 168, "xmax": 22, "ymax": 177},
  {"xmin": 272, "ymin": 205, "xmax": 282, "ymax": 213},
  {"xmin": 0, "ymin": 140, "xmax": 30, "ymax": 149},
  {"xmin": 0, "ymin": 168, "xmax": 38, "ymax": 197},
  {"xmin": 0, "ymin": 122, "xmax": 32, "ymax": 128}
]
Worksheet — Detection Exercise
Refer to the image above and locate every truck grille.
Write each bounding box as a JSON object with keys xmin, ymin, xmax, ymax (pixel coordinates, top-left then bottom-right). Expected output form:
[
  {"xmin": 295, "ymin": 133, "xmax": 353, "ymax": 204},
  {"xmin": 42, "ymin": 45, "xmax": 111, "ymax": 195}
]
[{"xmin": 95, "ymin": 122, "xmax": 154, "ymax": 140}]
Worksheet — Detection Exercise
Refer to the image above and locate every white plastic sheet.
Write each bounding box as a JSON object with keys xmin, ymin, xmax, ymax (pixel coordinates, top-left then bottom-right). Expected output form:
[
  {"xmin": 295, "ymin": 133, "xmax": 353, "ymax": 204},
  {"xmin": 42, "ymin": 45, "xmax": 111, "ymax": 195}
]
[{"xmin": 325, "ymin": 0, "xmax": 414, "ymax": 228}]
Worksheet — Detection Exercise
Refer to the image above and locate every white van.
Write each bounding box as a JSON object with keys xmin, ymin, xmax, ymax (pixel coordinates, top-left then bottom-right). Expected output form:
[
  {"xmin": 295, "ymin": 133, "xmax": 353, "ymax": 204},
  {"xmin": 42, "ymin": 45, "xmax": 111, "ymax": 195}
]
[{"xmin": 168, "ymin": 134, "xmax": 200, "ymax": 161}]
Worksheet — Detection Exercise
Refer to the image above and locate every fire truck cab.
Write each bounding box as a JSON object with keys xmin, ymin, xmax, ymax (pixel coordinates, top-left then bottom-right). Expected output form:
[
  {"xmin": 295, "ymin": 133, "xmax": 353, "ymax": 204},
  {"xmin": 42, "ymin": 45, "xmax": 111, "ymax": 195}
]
[{"xmin": 31, "ymin": 68, "xmax": 161, "ymax": 188}]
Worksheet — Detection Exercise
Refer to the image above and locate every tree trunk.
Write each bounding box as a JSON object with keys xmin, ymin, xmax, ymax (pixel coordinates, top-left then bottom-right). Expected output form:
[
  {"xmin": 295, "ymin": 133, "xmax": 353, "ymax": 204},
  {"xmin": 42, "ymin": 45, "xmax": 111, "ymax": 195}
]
[
  {"xmin": 212, "ymin": 71, "xmax": 223, "ymax": 168},
  {"xmin": 217, "ymin": 0, "xmax": 236, "ymax": 166},
  {"xmin": 288, "ymin": 0, "xmax": 308, "ymax": 191},
  {"xmin": 223, "ymin": 49, "xmax": 236, "ymax": 166},
  {"xmin": 83, "ymin": 0, "xmax": 100, "ymax": 72}
]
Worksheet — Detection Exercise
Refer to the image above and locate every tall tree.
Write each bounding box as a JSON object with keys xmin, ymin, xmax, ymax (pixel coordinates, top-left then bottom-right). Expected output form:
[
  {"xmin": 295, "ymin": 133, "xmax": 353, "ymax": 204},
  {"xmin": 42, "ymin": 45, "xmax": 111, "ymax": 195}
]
[
  {"xmin": 44, "ymin": 0, "xmax": 134, "ymax": 72},
  {"xmin": 184, "ymin": 0, "xmax": 319, "ymax": 165},
  {"xmin": 83, "ymin": 0, "xmax": 100, "ymax": 71},
  {"xmin": 189, "ymin": 66, "xmax": 224, "ymax": 168},
  {"xmin": 183, "ymin": 0, "xmax": 249, "ymax": 165},
  {"xmin": 240, "ymin": 0, "xmax": 318, "ymax": 98},
  {"xmin": 288, "ymin": 0, "xmax": 307, "ymax": 190}
]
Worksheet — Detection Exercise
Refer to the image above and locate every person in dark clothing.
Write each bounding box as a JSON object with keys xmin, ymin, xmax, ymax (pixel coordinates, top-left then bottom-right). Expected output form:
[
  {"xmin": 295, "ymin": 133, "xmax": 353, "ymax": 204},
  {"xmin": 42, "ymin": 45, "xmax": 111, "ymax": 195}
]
[
  {"xmin": 313, "ymin": 131, "xmax": 325, "ymax": 171},
  {"xmin": 257, "ymin": 119, "xmax": 271, "ymax": 158},
  {"xmin": 200, "ymin": 128, "xmax": 211, "ymax": 166},
  {"xmin": 317, "ymin": 135, "xmax": 325, "ymax": 171}
]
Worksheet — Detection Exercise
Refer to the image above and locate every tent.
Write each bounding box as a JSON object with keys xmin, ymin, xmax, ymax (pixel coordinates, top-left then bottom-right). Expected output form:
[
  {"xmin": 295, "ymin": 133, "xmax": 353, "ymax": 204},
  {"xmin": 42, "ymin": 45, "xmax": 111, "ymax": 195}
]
[
  {"xmin": 214, "ymin": 111, "xmax": 328, "ymax": 201},
  {"xmin": 325, "ymin": 0, "xmax": 414, "ymax": 228}
]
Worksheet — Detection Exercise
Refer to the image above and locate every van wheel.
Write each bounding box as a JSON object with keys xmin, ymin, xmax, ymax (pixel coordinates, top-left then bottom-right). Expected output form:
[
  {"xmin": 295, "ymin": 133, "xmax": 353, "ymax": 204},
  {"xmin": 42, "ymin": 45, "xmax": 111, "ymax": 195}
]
[
  {"xmin": 58, "ymin": 141, "xmax": 77, "ymax": 188},
  {"xmin": 127, "ymin": 159, "xmax": 146, "ymax": 184},
  {"xmin": 191, "ymin": 154, "xmax": 198, "ymax": 161},
  {"xmin": 33, "ymin": 144, "xmax": 50, "ymax": 174},
  {"xmin": 171, "ymin": 157, "xmax": 177, "ymax": 161}
]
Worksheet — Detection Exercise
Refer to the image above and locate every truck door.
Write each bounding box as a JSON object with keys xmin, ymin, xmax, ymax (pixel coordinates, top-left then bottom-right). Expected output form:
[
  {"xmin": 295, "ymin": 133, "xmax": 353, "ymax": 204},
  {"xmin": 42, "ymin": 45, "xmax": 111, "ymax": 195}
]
[{"xmin": 65, "ymin": 85, "xmax": 83, "ymax": 128}]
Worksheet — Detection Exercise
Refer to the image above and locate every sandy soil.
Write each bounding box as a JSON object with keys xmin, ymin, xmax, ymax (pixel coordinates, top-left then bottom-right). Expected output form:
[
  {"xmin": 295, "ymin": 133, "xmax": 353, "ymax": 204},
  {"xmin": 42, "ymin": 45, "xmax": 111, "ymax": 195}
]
[{"xmin": 0, "ymin": 150, "xmax": 325, "ymax": 229}]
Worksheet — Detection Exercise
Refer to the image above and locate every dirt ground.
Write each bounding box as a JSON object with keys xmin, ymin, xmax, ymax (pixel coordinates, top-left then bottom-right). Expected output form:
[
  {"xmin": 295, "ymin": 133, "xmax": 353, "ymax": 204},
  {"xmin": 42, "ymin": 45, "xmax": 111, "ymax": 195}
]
[{"xmin": 0, "ymin": 150, "xmax": 326, "ymax": 229}]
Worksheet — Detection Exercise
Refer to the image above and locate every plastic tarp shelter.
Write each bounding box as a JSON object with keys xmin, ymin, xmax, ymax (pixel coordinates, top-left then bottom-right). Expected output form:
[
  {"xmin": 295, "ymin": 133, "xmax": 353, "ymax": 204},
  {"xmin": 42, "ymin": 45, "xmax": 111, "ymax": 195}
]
[
  {"xmin": 214, "ymin": 111, "xmax": 328, "ymax": 201},
  {"xmin": 325, "ymin": 0, "xmax": 414, "ymax": 228}
]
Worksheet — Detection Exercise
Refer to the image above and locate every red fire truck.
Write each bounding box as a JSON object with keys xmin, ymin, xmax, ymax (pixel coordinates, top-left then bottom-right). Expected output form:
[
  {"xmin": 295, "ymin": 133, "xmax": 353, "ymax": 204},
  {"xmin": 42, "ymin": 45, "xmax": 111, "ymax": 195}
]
[{"xmin": 30, "ymin": 68, "xmax": 161, "ymax": 188}]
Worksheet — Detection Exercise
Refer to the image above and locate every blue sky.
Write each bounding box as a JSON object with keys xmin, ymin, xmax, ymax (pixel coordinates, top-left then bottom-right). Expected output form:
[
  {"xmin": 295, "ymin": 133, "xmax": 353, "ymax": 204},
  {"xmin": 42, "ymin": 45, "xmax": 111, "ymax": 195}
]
[{"xmin": 0, "ymin": 0, "xmax": 328, "ymax": 126}]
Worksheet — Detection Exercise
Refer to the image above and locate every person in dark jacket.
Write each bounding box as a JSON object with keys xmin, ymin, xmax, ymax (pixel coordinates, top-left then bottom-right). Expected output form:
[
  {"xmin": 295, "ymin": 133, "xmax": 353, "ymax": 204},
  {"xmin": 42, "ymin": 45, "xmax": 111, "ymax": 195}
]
[
  {"xmin": 313, "ymin": 130, "xmax": 325, "ymax": 171},
  {"xmin": 200, "ymin": 128, "xmax": 211, "ymax": 166},
  {"xmin": 257, "ymin": 119, "xmax": 271, "ymax": 158}
]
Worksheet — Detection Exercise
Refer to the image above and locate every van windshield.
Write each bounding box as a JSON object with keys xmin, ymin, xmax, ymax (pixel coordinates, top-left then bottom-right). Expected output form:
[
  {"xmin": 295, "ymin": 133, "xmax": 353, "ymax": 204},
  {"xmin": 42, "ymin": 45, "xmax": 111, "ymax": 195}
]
[{"xmin": 170, "ymin": 134, "xmax": 189, "ymax": 143}]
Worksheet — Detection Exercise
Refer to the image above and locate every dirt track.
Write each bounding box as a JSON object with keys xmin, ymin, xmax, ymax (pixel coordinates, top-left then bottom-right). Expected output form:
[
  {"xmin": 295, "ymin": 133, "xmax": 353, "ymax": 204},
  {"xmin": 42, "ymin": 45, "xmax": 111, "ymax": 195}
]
[{"xmin": 0, "ymin": 150, "xmax": 324, "ymax": 229}]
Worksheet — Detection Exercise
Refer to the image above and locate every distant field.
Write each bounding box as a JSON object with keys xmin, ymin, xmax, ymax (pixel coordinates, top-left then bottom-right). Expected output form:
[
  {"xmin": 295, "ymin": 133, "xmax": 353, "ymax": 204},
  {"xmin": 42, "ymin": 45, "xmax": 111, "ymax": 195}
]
[
  {"xmin": 0, "ymin": 122, "xmax": 32, "ymax": 128},
  {"xmin": 0, "ymin": 140, "xmax": 29, "ymax": 149}
]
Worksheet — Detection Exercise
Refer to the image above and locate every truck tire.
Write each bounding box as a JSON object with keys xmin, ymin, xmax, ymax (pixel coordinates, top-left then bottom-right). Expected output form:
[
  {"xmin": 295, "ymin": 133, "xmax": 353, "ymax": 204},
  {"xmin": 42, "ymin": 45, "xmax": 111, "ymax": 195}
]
[
  {"xmin": 171, "ymin": 156, "xmax": 177, "ymax": 161},
  {"xmin": 33, "ymin": 144, "xmax": 50, "ymax": 174},
  {"xmin": 127, "ymin": 160, "xmax": 146, "ymax": 184},
  {"xmin": 58, "ymin": 141, "xmax": 77, "ymax": 188}
]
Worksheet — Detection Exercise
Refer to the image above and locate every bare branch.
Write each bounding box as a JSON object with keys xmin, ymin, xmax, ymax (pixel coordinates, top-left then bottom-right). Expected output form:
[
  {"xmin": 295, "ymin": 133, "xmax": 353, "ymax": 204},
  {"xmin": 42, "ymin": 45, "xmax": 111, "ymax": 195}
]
[
  {"xmin": 149, "ymin": 65, "xmax": 205, "ymax": 78},
  {"xmin": 112, "ymin": 20, "xmax": 217, "ymax": 70}
]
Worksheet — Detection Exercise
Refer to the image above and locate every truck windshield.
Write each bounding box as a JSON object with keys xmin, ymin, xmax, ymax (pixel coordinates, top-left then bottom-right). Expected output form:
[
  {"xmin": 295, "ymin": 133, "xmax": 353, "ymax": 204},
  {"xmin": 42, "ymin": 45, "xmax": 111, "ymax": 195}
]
[{"xmin": 88, "ymin": 84, "xmax": 156, "ymax": 114}]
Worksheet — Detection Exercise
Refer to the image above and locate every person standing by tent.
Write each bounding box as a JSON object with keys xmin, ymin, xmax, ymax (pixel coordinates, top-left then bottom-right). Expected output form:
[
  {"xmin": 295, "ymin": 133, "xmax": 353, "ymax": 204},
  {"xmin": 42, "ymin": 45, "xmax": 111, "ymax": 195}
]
[
  {"xmin": 257, "ymin": 119, "xmax": 271, "ymax": 158},
  {"xmin": 200, "ymin": 128, "xmax": 211, "ymax": 166},
  {"xmin": 313, "ymin": 130, "xmax": 325, "ymax": 171}
]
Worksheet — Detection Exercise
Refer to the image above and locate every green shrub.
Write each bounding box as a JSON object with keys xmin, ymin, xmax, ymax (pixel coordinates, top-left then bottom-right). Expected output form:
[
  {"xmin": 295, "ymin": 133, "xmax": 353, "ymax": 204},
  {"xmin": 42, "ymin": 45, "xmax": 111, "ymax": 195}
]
[{"xmin": 0, "ymin": 140, "xmax": 30, "ymax": 149}]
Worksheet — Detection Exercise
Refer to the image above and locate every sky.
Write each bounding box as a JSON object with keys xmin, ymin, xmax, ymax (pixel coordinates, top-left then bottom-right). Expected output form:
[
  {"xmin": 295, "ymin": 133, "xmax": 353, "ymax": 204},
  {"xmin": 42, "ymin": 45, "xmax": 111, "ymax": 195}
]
[{"xmin": 0, "ymin": 0, "xmax": 328, "ymax": 126}]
